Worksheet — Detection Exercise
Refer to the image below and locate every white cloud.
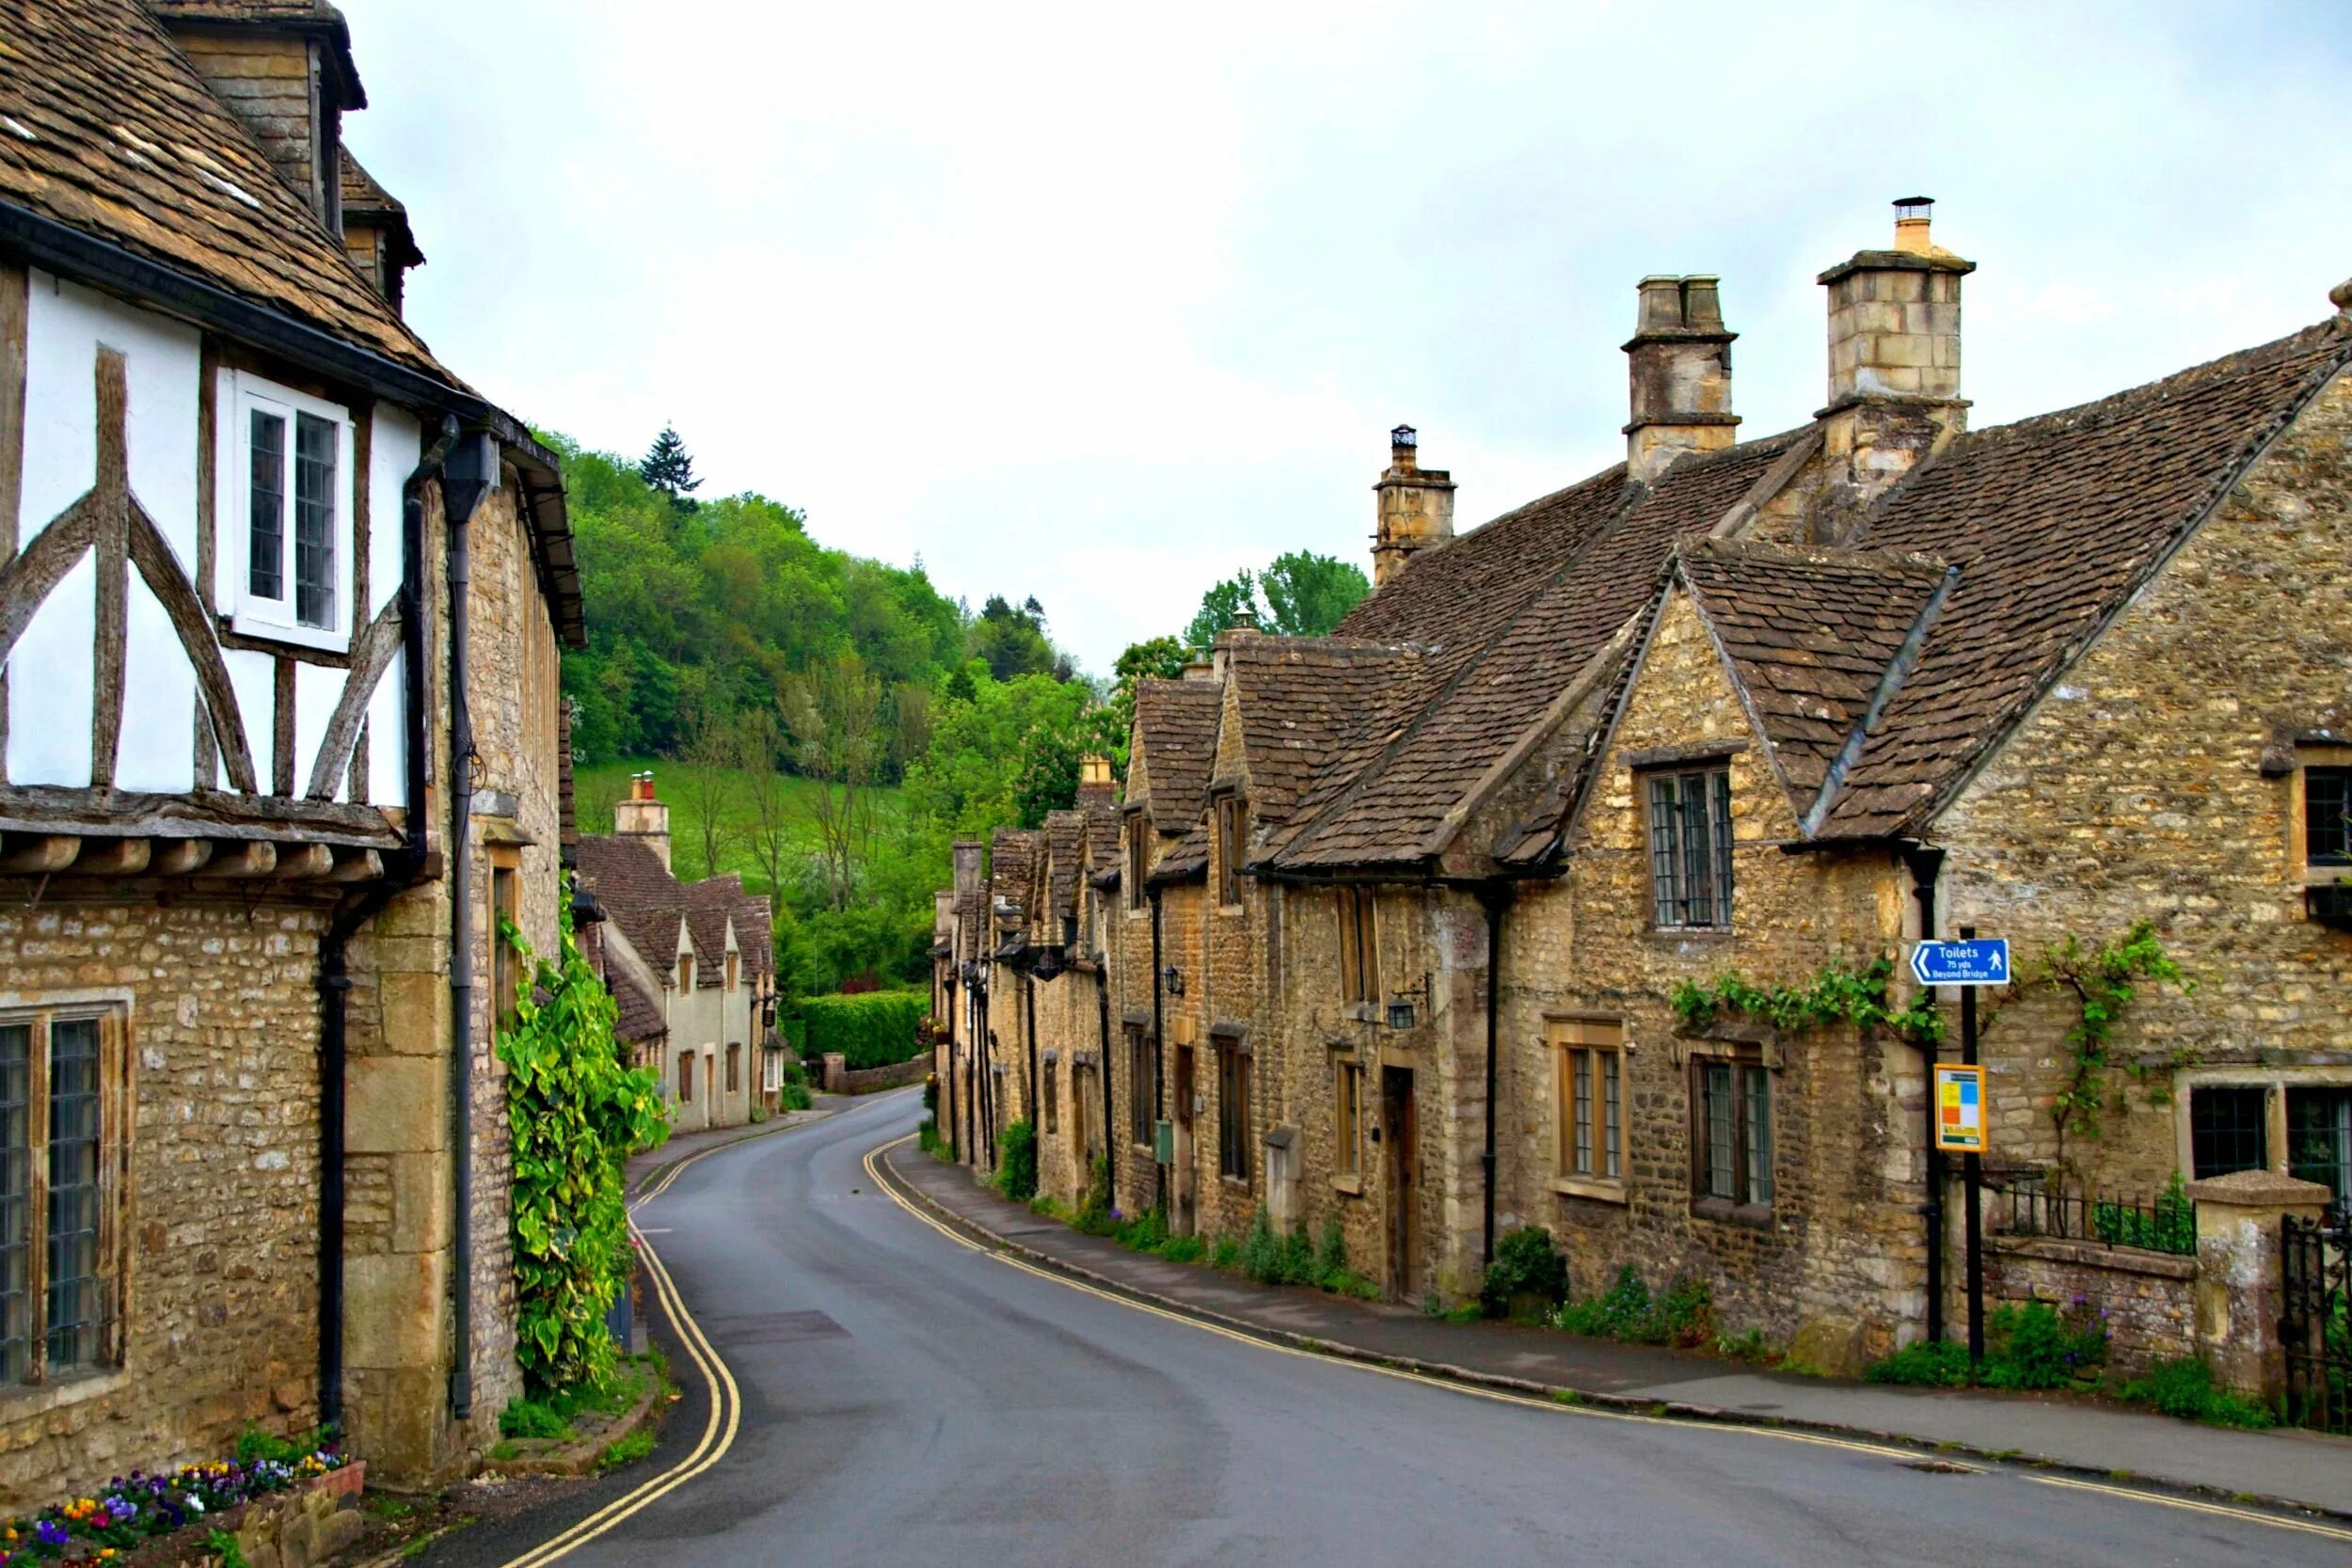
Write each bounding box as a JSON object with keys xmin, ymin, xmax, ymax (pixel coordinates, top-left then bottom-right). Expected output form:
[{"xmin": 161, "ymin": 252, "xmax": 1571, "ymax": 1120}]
[{"xmin": 341, "ymin": 0, "xmax": 2352, "ymax": 673}]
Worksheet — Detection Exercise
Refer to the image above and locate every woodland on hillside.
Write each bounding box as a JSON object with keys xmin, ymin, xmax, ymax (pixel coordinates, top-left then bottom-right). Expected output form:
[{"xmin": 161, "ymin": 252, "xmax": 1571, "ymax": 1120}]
[{"xmin": 554, "ymin": 427, "xmax": 1368, "ymax": 997}]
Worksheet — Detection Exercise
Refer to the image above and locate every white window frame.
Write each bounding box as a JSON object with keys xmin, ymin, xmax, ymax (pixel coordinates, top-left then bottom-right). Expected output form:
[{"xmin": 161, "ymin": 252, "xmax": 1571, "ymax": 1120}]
[{"xmin": 220, "ymin": 369, "xmax": 356, "ymax": 653}]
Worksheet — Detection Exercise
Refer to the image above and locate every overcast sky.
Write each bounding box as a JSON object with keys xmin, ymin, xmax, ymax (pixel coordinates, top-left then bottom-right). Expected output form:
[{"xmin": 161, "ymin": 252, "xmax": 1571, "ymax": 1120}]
[{"xmin": 339, "ymin": 0, "xmax": 2352, "ymax": 677}]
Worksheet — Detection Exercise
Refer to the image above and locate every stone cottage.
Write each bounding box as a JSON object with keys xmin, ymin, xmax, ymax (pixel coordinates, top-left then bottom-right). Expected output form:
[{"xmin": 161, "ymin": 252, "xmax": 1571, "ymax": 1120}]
[
  {"xmin": 0, "ymin": 0, "xmax": 584, "ymax": 1502},
  {"xmin": 575, "ymin": 776, "xmax": 773, "ymax": 1132},
  {"xmin": 940, "ymin": 199, "xmax": 2352, "ymax": 1374}
]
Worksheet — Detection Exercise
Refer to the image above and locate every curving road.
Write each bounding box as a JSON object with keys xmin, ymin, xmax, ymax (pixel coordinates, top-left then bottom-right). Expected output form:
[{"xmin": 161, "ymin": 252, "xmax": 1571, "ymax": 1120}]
[{"xmin": 429, "ymin": 1088, "xmax": 2344, "ymax": 1568}]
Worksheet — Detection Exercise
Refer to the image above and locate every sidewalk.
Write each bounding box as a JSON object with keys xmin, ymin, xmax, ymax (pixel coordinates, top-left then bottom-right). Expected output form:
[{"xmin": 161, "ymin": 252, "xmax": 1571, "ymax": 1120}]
[
  {"xmin": 883, "ymin": 1142, "xmax": 2352, "ymax": 1519},
  {"xmin": 626, "ymin": 1095, "xmax": 848, "ymax": 1193}
]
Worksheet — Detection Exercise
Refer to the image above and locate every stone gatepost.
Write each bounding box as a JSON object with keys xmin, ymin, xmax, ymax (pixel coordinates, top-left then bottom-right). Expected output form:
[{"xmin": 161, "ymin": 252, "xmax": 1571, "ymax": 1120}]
[
  {"xmin": 2186, "ymin": 1168, "xmax": 2334, "ymax": 1402},
  {"xmin": 822, "ymin": 1052, "xmax": 847, "ymax": 1093}
]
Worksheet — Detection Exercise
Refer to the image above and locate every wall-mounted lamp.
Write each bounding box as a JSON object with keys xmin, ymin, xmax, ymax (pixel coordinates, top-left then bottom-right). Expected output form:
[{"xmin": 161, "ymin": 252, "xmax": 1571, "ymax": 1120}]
[
  {"xmin": 1161, "ymin": 965, "xmax": 1184, "ymax": 996},
  {"xmin": 1385, "ymin": 976, "xmax": 1431, "ymax": 1031}
]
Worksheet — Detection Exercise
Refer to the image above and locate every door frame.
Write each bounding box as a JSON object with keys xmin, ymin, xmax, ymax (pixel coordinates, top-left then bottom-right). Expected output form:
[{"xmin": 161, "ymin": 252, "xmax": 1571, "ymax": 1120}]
[
  {"xmin": 1381, "ymin": 1065, "xmax": 1416, "ymax": 1300},
  {"xmin": 1173, "ymin": 1045, "xmax": 1198, "ymax": 1236}
]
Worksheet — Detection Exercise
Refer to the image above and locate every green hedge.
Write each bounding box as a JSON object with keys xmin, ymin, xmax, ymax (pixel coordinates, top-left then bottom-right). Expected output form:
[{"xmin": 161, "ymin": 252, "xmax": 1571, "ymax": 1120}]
[{"xmin": 797, "ymin": 990, "xmax": 928, "ymax": 1071}]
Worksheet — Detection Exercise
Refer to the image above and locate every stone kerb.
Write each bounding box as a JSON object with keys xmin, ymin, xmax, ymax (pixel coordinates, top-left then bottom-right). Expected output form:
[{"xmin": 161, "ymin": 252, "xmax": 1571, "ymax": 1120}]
[{"xmin": 2185, "ymin": 1168, "xmax": 2334, "ymax": 1400}]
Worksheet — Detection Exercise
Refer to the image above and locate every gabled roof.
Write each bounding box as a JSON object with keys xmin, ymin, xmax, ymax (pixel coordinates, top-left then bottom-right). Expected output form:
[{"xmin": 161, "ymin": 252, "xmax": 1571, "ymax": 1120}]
[
  {"xmin": 1270, "ymin": 430, "xmax": 1810, "ymax": 872},
  {"xmin": 1815, "ymin": 322, "xmax": 2352, "ymax": 838},
  {"xmin": 1149, "ymin": 820, "xmax": 1210, "ymax": 884},
  {"xmin": 1131, "ymin": 680, "xmax": 1221, "ymax": 832},
  {"xmin": 582, "ymin": 921, "xmax": 664, "ymax": 1046},
  {"xmin": 145, "ymin": 0, "xmax": 364, "ymax": 108},
  {"xmin": 5, "ymin": 0, "xmax": 431, "ymax": 373},
  {"xmin": 338, "ymin": 147, "xmax": 422, "ymax": 266},
  {"xmin": 989, "ymin": 827, "xmax": 1041, "ymax": 955},
  {"xmin": 576, "ymin": 835, "xmax": 773, "ymax": 990},
  {"xmin": 1677, "ymin": 537, "xmax": 1950, "ymax": 818},
  {"xmin": 1219, "ymin": 633, "xmax": 1422, "ymax": 830},
  {"xmin": 1043, "ymin": 809, "xmax": 1085, "ymax": 927}
]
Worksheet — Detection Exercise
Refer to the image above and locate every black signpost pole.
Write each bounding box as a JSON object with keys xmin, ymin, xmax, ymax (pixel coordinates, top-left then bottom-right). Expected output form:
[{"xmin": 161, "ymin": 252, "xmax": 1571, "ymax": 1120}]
[{"xmin": 1961, "ymin": 925, "xmax": 1986, "ymax": 1365}]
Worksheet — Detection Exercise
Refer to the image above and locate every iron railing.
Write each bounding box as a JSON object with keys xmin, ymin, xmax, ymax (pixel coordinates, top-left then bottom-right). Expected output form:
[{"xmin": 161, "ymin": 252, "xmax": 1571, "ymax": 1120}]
[{"xmin": 1999, "ymin": 1171, "xmax": 2197, "ymax": 1258}]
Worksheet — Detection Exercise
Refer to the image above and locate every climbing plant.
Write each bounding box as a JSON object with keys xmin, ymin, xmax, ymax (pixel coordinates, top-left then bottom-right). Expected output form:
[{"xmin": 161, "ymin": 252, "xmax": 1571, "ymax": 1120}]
[
  {"xmin": 2014, "ymin": 919, "xmax": 2193, "ymax": 1171},
  {"xmin": 1670, "ymin": 954, "xmax": 1944, "ymax": 1045},
  {"xmin": 499, "ymin": 888, "xmax": 673, "ymax": 1394}
]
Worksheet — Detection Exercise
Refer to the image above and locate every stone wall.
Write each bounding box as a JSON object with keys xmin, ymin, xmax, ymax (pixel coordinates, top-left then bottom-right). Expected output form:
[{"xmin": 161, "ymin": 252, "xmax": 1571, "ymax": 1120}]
[
  {"xmin": 1935, "ymin": 365, "xmax": 2352, "ymax": 1196},
  {"xmin": 0, "ymin": 895, "xmax": 332, "ymax": 1514},
  {"xmin": 1982, "ymin": 1237, "xmax": 2196, "ymax": 1373}
]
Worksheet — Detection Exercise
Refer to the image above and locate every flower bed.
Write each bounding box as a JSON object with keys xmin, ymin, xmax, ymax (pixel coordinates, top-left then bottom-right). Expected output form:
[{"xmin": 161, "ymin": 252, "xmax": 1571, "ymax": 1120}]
[{"xmin": 0, "ymin": 1444, "xmax": 353, "ymax": 1566}]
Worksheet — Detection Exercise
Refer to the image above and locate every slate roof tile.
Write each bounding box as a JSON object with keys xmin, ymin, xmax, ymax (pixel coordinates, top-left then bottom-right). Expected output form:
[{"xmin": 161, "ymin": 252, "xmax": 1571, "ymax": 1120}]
[{"xmin": 1132, "ymin": 680, "xmax": 1222, "ymax": 832}]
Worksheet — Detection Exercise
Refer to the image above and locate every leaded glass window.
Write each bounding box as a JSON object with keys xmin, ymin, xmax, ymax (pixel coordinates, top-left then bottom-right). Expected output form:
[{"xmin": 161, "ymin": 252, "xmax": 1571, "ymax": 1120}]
[{"xmin": 1647, "ymin": 768, "xmax": 1734, "ymax": 928}]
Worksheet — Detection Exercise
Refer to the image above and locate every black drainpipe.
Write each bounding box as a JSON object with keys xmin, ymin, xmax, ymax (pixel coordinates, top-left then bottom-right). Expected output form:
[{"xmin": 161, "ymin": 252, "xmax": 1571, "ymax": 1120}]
[
  {"xmin": 1902, "ymin": 845, "xmax": 1947, "ymax": 1345},
  {"xmin": 1476, "ymin": 883, "xmax": 1512, "ymax": 1270},
  {"xmin": 312, "ymin": 419, "xmax": 454, "ymax": 1428},
  {"xmin": 944, "ymin": 977, "xmax": 960, "ymax": 1162},
  {"xmin": 1095, "ymin": 944, "xmax": 1115, "ymax": 1200},
  {"xmin": 1149, "ymin": 885, "xmax": 1166, "ymax": 1211},
  {"xmin": 442, "ymin": 430, "xmax": 500, "ymax": 1423}
]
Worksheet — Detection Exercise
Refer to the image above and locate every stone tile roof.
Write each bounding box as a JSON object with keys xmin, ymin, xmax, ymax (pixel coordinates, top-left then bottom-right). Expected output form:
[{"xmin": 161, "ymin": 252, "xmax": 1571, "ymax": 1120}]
[
  {"xmin": 582, "ymin": 921, "xmax": 664, "ymax": 1045},
  {"xmin": 1132, "ymin": 680, "xmax": 1222, "ymax": 832},
  {"xmin": 1677, "ymin": 536, "xmax": 1950, "ymax": 815},
  {"xmin": 5, "ymin": 0, "xmax": 439, "ymax": 375},
  {"xmin": 1043, "ymin": 809, "xmax": 1085, "ymax": 928},
  {"xmin": 1220, "ymin": 633, "xmax": 1422, "ymax": 831},
  {"xmin": 1149, "ymin": 820, "xmax": 1209, "ymax": 884},
  {"xmin": 146, "ymin": 0, "xmax": 364, "ymax": 104},
  {"xmin": 1271, "ymin": 431, "xmax": 1809, "ymax": 871},
  {"xmin": 989, "ymin": 827, "xmax": 1040, "ymax": 953},
  {"xmin": 575, "ymin": 835, "xmax": 773, "ymax": 990},
  {"xmin": 1817, "ymin": 322, "xmax": 2352, "ymax": 838}
]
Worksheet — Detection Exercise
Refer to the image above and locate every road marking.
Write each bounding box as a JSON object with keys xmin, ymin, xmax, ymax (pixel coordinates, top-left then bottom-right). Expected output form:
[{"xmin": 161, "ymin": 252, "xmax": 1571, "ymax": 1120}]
[
  {"xmin": 2023, "ymin": 1474, "xmax": 2352, "ymax": 1544},
  {"xmin": 866, "ymin": 1134, "xmax": 2352, "ymax": 1546},
  {"xmin": 497, "ymin": 1137, "xmax": 749, "ymax": 1568}
]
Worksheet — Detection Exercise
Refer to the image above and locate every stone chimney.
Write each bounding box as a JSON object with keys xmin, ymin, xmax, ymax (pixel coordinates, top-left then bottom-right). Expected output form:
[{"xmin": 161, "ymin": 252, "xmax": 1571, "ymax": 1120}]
[
  {"xmin": 1624, "ymin": 276, "xmax": 1740, "ymax": 483},
  {"xmin": 612, "ymin": 771, "xmax": 672, "ymax": 873},
  {"xmin": 933, "ymin": 888, "xmax": 955, "ymax": 942},
  {"xmin": 952, "ymin": 838, "xmax": 985, "ymax": 901},
  {"xmin": 1815, "ymin": 198, "xmax": 1975, "ymax": 527},
  {"xmin": 1371, "ymin": 425, "xmax": 1455, "ymax": 588},
  {"xmin": 151, "ymin": 2, "xmax": 367, "ymax": 231},
  {"xmin": 1076, "ymin": 754, "xmax": 1117, "ymax": 809}
]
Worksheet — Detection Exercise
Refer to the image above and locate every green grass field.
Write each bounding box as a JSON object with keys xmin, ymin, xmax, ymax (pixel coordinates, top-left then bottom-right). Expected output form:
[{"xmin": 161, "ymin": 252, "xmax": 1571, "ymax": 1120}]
[{"xmin": 574, "ymin": 758, "xmax": 907, "ymax": 898}]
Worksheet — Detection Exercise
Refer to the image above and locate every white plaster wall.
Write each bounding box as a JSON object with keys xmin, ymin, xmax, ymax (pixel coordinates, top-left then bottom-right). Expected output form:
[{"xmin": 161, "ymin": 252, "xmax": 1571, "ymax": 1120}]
[
  {"xmin": 294, "ymin": 660, "xmax": 342, "ymax": 800},
  {"xmin": 364, "ymin": 406, "xmax": 420, "ymax": 808},
  {"xmin": 13, "ymin": 275, "xmax": 204, "ymax": 789},
  {"xmin": 223, "ymin": 646, "xmax": 275, "ymax": 784}
]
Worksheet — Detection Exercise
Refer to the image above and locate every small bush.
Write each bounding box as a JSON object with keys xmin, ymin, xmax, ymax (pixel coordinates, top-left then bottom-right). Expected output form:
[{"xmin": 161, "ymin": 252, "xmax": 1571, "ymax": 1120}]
[
  {"xmin": 922, "ymin": 1078, "xmax": 938, "ymax": 1116},
  {"xmin": 1121, "ymin": 1207, "xmax": 1170, "ymax": 1254},
  {"xmin": 597, "ymin": 1429, "xmax": 657, "ymax": 1470},
  {"xmin": 1209, "ymin": 1234, "xmax": 1241, "ymax": 1270},
  {"xmin": 1315, "ymin": 1219, "xmax": 1349, "ymax": 1281},
  {"xmin": 1159, "ymin": 1234, "xmax": 1206, "ymax": 1264},
  {"xmin": 1480, "ymin": 1227, "xmax": 1569, "ymax": 1320},
  {"xmin": 1979, "ymin": 1300, "xmax": 2106, "ymax": 1390},
  {"xmin": 1865, "ymin": 1338, "xmax": 1973, "ymax": 1386},
  {"xmin": 497, "ymin": 1399, "xmax": 572, "ymax": 1442},
  {"xmin": 994, "ymin": 1119, "xmax": 1038, "ymax": 1203},
  {"xmin": 1552, "ymin": 1265, "xmax": 1710, "ymax": 1345},
  {"xmin": 1074, "ymin": 1156, "xmax": 1116, "ymax": 1234},
  {"xmin": 2121, "ymin": 1357, "xmax": 2278, "ymax": 1429},
  {"xmin": 796, "ymin": 990, "xmax": 928, "ymax": 1070},
  {"xmin": 235, "ymin": 1423, "xmax": 334, "ymax": 1465}
]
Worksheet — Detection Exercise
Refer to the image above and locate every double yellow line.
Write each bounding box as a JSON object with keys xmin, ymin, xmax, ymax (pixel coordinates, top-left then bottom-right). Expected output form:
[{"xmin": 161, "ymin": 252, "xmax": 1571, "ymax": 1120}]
[
  {"xmin": 495, "ymin": 1142, "xmax": 746, "ymax": 1568},
  {"xmin": 863, "ymin": 1135, "xmax": 2352, "ymax": 1547}
]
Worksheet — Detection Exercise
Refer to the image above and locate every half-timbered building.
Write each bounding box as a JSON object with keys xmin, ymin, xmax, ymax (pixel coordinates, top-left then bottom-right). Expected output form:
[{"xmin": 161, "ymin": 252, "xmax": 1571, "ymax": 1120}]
[{"xmin": 0, "ymin": 0, "xmax": 580, "ymax": 1502}]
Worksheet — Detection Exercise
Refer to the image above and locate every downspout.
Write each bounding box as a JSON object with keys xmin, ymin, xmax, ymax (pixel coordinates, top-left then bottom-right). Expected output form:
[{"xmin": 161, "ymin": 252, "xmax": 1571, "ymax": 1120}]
[
  {"xmin": 1476, "ymin": 883, "xmax": 1511, "ymax": 1270},
  {"xmin": 312, "ymin": 419, "xmax": 454, "ymax": 1427},
  {"xmin": 442, "ymin": 431, "xmax": 500, "ymax": 1423},
  {"xmin": 1095, "ymin": 943, "xmax": 1115, "ymax": 1199},
  {"xmin": 944, "ymin": 977, "xmax": 960, "ymax": 1162},
  {"xmin": 1902, "ymin": 845, "xmax": 1947, "ymax": 1345},
  {"xmin": 1149, "ymin": 886, "xmax": 1166, "ymax": 1209}
]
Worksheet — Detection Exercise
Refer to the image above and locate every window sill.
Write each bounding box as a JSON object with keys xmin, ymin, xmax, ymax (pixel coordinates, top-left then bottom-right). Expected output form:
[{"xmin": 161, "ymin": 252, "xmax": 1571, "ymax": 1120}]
[
  {"xmin": 2302, "ymin": 863, "xmax": 2352, "ymax": 886},
  {"xmin": 1549, "ymin": 1175, "xmax": 1628, "ymax": 1206},
  {"xmin": 1691, "ymin": 1196, "xmax": 1774, "ymax": 1230},
  {"xmin": 0, "ymin": 1367, "xmax": 130, "ymax": 1419},
  {"xmin": 1646, "ymin": 926, "xmax": 1733, "ymax": 941},
  {"xmin": 225, "ymin": 607, "xmax": 352, "ymax": 657},
  {"xmin": 1219, "ymin": 1175, "xmax": 1252, "ymax": 1193}
]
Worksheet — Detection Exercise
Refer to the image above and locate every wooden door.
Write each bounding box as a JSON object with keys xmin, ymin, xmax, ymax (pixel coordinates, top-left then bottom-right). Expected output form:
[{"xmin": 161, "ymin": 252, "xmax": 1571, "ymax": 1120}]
[
  {"xmin": 1382, "ymin": 1067, "xmax": 1416, "ymax": 1300},
  {"xmin": 1174, "ymin": 1046, "xmax": 1198, "ymax": 1236}
]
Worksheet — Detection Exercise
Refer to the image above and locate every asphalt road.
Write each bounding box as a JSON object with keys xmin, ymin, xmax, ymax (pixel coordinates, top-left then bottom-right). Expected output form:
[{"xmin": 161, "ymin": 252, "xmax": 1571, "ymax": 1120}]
[{"xmin": 429, "ymin": 1087, "xmax": 2344, "ymax": 1568}]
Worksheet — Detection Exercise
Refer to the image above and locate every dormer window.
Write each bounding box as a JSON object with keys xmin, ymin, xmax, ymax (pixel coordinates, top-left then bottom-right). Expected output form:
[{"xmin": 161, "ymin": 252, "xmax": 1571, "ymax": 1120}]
[
  {"xmin": 224, "ymin": 372, "xmax": 352, "ymax": 651},
  {"xmin": 1215, "ymin": 792, "xmax": 1247, "ymax": 909}
]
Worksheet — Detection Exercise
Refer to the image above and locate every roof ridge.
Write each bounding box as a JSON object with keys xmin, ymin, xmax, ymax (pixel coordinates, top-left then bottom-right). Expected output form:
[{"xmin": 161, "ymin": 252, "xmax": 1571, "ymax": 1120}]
[{"xmin": 1680, "ymin": 534, "xmax": 1949, "ymax": 578}]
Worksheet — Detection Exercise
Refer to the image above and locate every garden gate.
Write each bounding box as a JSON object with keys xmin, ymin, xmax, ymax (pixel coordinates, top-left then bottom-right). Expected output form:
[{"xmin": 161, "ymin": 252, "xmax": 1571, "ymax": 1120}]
[{"xmin": 2281, "ymin": 1212, "xmax": 2351, "ymax": 1433}]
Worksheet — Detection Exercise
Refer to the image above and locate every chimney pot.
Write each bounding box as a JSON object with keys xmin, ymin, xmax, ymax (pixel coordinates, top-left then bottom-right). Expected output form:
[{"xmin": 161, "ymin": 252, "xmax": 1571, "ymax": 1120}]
[{"xmin": 1370, "ymin": 424, "xmax": 1455, "ymax": 589}]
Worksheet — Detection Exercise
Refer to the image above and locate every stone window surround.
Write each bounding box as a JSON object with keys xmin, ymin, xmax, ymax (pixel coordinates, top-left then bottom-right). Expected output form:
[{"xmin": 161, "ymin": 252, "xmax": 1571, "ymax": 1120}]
[
  {"xmin": 1337, "ymin": 887, "xmax": 1379, "ymax": 1006},
  {"xmin": 1682, "ymin": 1037, "xmax": 1775, "ymax": 1229},
  {"xmin": 0, "ymin": 989, "xmax": 135, "ymax": 1400},
  {"xmin": 1547, "ymin": 1013, "xmax": 1628, "ymax": 1206},
  {"xmin": 2174, "ymin": 1066, "xmax": 2352, "ymax": 1189},
  {"xmin": 1328, "ymin": 1042, "xmax": 1364, "ymax": 1196},
  {"xmin": 2289, "ymin": 744, "xmax": 2352, "ymax": 886},
  {"xmin": 1216, "ymin": 1024, "xmax": 1251, "ymax": 1189},
  {"xmin": 1642, "ymin": 762, "xmax": 1736, "ymax": 933}
]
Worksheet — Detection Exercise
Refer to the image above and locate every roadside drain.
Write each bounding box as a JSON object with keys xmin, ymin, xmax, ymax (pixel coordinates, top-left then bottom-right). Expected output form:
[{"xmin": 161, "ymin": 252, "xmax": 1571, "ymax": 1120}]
[{"xmin": 1899, "ymin": 1460, "xmax": 1979, "ymax": 1475}]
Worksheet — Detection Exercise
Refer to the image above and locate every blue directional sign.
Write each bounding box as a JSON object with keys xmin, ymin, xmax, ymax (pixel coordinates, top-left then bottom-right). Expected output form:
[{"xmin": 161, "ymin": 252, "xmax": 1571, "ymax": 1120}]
[{"xmin": 1911, "ymin": 938, "xmax": 2010, "ymax": 988}]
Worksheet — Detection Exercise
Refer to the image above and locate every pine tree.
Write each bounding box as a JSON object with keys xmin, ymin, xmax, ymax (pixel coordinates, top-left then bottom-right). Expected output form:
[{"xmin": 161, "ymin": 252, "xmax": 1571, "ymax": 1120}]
[{"xmin": 636, "ymin": 423, "xmax": 702, "ymax": 499}]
